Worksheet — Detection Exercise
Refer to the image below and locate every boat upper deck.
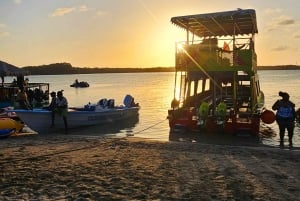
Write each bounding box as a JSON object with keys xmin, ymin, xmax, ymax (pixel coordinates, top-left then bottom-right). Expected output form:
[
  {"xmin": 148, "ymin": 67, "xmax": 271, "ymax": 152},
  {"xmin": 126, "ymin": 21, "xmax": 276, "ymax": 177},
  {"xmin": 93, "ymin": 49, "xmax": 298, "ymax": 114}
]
[
  {"xmin": 171, "ymin": 9, "xmax": 258, "ymax": 73},
  {"xmin": 171, "ymin": 9, "xmax": 257, "ymax": 38},
  {"xmin": 0, "ymin": 82, "xmax": 49, "ymax": 108}
]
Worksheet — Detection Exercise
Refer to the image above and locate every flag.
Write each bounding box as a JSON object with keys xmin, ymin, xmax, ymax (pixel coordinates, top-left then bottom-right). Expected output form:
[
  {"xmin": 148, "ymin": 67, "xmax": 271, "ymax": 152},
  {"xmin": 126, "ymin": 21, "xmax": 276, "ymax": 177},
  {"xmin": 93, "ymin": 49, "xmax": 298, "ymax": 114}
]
[{"xmin": 223, "ymin": 42, "xmax": 230, "ymax": 51}]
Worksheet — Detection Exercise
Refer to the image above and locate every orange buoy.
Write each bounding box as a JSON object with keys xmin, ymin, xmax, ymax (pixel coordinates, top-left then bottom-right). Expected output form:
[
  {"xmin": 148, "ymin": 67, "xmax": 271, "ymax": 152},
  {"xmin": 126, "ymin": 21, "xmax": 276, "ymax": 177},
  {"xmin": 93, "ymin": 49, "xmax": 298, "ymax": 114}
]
[{"xmin": 261, "ymin": 109, "xmax": 276, "ymax": 124}]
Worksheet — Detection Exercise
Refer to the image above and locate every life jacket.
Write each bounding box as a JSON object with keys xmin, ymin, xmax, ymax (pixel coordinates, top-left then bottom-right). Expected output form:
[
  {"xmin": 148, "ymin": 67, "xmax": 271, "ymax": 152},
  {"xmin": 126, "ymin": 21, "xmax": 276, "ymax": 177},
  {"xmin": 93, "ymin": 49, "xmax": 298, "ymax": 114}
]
[{"xmin": 277, "ymin": 106, "xmax": 294, "ymax": 119}]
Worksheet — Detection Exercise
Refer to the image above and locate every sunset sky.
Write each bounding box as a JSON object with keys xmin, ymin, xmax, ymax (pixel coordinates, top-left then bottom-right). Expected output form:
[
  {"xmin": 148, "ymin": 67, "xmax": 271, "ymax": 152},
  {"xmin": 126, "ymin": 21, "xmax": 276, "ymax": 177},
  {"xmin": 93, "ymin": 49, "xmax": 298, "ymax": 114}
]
[{"xmin": 1, "ymin": 0, "xmax": 300, "ymax": 68}]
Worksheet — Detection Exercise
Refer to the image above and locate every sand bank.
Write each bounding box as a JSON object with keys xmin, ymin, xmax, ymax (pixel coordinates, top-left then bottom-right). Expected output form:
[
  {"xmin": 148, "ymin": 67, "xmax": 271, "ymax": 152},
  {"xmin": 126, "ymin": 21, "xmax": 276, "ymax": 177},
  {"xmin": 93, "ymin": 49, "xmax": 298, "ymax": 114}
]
[{"xmin": 0, "ymin": 134, "xmax": 299, "ymax": 200}]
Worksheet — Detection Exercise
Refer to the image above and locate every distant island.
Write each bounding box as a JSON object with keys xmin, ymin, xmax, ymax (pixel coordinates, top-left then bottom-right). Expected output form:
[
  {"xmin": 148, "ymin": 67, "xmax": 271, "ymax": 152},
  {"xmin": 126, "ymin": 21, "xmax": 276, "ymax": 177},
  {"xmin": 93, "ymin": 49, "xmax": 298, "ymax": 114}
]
[
  {"xmin": 258, "ymin": 65, "xmax": 300, "ymax": 70},
  {"xmin": 23, "ymin": 63, "xmax": 175, "ymax": 75},
  {"xmin": 22, "ymin": 63, "xmax": 300, "ymax": 75}
]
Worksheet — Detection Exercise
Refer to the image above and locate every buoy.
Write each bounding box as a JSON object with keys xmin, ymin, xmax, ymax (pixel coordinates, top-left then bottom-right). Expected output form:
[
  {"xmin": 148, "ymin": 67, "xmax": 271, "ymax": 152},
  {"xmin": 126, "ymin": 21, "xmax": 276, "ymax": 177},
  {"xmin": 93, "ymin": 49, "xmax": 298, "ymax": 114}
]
[{"xmin": 261, "ymin": 109, "xmax": 276, "ymax": 124}]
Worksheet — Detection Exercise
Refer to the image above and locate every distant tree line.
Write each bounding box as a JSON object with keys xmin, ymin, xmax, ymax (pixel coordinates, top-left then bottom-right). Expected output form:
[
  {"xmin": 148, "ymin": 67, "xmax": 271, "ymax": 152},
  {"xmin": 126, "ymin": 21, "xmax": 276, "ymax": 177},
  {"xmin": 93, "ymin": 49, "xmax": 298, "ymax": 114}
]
[
  {"xmin": 23, "ymin": 63, "xmax": 175, "ymax": 75},
  {"xmin": 257, "ymin": 65, "xmax": 300, "ymax": 70},
  {"xmin": 22, "ymin": 62, "xmax": 300, "ymax": 75}
]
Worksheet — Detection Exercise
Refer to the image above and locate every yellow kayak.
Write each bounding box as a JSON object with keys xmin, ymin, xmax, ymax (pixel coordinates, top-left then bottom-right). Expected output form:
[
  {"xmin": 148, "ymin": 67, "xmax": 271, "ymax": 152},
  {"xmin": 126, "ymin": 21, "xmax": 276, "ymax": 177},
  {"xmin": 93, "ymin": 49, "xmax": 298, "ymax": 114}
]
[{"xmin": 0, "ymin": 118, "xmax": 24, "ymax": 133}]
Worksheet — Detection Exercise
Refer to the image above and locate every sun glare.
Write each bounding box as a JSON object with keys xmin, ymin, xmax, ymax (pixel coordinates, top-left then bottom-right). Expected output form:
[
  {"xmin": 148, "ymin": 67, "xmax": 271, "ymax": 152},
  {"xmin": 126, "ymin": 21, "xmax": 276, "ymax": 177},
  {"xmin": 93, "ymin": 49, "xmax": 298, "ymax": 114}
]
[{"xmin": 177, "ymin": 43, "xmax": 184, "ymax": 50}]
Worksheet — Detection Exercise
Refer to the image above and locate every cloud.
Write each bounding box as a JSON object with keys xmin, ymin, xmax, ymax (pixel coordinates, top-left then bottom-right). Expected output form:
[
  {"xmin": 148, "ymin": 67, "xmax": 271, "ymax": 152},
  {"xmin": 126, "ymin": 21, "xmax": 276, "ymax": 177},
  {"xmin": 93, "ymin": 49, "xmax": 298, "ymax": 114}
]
[
  {"xmin": 264, "ymin": 8, "xmax": 282, "ymax": 15},
  {"xmin": 0, "ymin": 23, "xmax": 7, "ymax": 28},
  {"xmin": 13, "ymin": 0, "xmax": 22, "ymax": 4},
  {"xmin": 50, "ymin": 5, "xmax": 90, "ymax": 17},
  {"xmin": 276, "ymin": 16, "xmax": 295, "ymax": 25},
  {"xmin": 266, "ymin": 15, "xmax": 296, "ymax": 32},
  {"xmin": 50, "ymin": 7, "xmax": 76, "ymax": 17},
  {"xmin": 264, "ymin": 8, "xmax": 296, "ymax": 32},
  {"xmin": 95, "ymin": 10, "xmax": 107, "ymax": 17},
  {"xmin": 0, "ymin": 31, "xmax": 10, "ymax": 38},
  {"xmin": 78, "ymin": 5, "xmax": 88, "ymax": 12},
  {"xmin": 271, "ymin": 46, "xmax": 289, "ymax": 51}
]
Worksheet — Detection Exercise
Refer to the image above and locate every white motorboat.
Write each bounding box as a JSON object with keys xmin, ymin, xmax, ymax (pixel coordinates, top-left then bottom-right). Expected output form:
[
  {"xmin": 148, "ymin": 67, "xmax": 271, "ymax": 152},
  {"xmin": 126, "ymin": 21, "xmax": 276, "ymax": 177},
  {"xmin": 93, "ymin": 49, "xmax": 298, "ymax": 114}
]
[{"xmin": 11, "ymin": 95, "xmax": 140, "ymax": 134}]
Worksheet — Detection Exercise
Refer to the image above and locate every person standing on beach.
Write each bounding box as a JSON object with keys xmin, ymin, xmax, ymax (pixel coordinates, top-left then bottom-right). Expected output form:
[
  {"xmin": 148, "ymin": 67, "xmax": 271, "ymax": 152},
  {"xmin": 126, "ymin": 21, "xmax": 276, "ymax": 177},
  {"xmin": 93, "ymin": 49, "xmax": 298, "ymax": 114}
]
[
  {"xmin": 53, "ymin": 90, "xmax": 68, "ymax": 134},
  {"xmin": 272, "ymin": 91, "xmax": 296, "ymax": 147},
  {"xmin": 48, "ymin": 91, "xmax": 57, "ymax": 127}
]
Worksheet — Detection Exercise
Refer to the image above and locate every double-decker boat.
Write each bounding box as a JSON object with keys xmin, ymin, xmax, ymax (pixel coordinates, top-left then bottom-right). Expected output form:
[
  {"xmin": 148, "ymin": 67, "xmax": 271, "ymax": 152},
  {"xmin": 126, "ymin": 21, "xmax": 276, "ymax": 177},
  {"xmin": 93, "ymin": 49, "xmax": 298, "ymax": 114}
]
[
  {"xmin": 168, "ymin": 9, "xmax": 274, "ymax": 135},
  {"xmin": 0, "ymin": 60, "xmax": 50, "ymax": 109}
]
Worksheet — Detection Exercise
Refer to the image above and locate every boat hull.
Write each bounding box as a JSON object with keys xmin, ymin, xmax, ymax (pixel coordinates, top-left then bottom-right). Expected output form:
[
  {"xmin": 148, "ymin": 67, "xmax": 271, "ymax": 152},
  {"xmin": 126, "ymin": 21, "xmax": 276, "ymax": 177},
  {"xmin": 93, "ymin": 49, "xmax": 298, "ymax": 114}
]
[{"xmin": 12, "ymin": 107, "xmax": 140, "ymax": 133}]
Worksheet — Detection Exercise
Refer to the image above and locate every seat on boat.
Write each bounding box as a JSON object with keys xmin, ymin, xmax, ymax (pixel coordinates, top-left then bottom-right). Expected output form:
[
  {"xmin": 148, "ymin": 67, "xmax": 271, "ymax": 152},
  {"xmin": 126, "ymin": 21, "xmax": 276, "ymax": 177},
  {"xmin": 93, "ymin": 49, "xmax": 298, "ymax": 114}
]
[
  {"xmin": 107, "ymin": 99, "xmax": 115, "ymax": 108},
  {"xmin": 97, "ymin": 98, "xmax": 108, "ymax": 108}
]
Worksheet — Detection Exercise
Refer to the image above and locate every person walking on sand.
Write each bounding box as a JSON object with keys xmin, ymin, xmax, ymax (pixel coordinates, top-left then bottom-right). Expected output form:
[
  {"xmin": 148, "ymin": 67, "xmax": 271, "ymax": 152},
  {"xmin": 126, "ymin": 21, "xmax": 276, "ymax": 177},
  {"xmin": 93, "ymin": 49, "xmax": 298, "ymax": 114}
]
[
  {"xmin": 272, "ymin": 91, "xmax": 296, "ymax": 147},
  {"xmin": 53, "ymin": 90, "xmax": 68, "ymax": 134}
]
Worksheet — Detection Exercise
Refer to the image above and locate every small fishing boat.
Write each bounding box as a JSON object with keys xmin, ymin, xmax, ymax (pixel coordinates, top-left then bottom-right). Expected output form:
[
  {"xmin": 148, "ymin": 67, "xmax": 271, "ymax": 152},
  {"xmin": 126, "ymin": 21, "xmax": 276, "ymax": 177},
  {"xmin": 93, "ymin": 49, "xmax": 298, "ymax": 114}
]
[
  {"xmin": 11, "ymin": 95, "xmax": 140, "ymax": 133},
  {"xmin": 168, "ymin": 9, "xmax": 274, "ymax": 136},
  {"xmin": 70, "ymin": 80, "xmax": 89, "ymax": 88}
]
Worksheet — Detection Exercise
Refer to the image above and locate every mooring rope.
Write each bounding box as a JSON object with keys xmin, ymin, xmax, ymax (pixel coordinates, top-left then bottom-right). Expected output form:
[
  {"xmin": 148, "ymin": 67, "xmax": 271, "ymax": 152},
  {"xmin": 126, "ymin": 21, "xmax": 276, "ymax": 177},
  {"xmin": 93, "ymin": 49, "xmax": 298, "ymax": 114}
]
[{"xmin": 130, "ymin": 117, "xmax": 168, "ymax": 135}]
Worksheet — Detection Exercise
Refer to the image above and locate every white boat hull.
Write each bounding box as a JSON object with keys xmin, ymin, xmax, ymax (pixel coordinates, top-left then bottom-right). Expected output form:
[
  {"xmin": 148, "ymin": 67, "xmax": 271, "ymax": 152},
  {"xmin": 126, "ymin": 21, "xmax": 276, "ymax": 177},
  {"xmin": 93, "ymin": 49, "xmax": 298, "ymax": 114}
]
[{"xmin": 12, "ymin": 107, "xmax": 140, "ymax": 134}]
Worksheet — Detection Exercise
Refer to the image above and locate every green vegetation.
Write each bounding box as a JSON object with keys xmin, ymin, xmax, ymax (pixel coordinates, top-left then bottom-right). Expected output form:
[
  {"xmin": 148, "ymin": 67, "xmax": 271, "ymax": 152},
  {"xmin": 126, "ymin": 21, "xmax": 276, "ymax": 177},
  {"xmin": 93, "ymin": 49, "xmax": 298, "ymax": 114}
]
[
  {"xmin": 258, "ymin": 65, "xmax": 300, "ymax": 70},
  {"xmin": 22, "ymin": 63, "xmax": 300, "ymax": 75},
  {"xmin": 23, "ymin": 63, "xmax": 175, "ymax": 75}
]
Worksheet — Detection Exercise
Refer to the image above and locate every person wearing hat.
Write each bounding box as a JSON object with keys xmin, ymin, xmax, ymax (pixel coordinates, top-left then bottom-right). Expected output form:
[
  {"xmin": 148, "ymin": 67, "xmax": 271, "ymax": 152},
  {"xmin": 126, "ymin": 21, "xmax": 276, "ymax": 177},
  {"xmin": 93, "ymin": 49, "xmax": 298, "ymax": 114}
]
[
  {"xmin": 272, "ymin": 91, "xmax": 296, "ymax": 147},
  {"xmin": 53, "ymin": 90, "xmax": 68, "ymax": 133}
]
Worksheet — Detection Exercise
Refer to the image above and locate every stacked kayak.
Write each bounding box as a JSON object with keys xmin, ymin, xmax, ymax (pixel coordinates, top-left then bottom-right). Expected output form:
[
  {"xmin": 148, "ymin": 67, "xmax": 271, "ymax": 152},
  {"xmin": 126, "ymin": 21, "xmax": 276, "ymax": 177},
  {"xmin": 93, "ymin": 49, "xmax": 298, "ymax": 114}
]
[{"xmin": 0, "ymin": 118, "xmax": 24, "ymax": 138}]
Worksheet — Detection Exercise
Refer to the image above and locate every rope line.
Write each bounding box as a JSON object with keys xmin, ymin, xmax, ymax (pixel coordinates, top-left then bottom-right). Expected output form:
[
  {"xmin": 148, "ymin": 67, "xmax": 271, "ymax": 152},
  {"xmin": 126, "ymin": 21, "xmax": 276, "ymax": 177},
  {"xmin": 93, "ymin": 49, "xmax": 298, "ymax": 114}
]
[
  {"xmin": 132, "ymin": 118, "xmax": 167, "ymax": 135},
  {"xmin": 1, "ymin": 118, "xmax": 169, "ymax": 165}
]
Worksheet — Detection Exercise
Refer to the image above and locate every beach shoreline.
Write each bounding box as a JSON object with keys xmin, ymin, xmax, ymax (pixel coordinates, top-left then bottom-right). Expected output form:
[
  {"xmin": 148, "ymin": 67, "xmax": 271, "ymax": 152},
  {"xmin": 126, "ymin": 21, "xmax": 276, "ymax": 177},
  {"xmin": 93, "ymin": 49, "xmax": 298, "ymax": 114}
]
[{"xmin": 1, "ymin": 134, "xmax": 299, "ymax": 200}]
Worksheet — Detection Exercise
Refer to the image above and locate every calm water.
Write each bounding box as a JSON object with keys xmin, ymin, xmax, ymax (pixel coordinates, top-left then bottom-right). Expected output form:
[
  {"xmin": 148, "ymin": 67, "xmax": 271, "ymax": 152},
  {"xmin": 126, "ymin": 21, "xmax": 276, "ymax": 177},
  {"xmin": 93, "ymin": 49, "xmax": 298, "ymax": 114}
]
[{"xmin": 6, "ymin": 70, "xmax": 300, "ymax": 147}]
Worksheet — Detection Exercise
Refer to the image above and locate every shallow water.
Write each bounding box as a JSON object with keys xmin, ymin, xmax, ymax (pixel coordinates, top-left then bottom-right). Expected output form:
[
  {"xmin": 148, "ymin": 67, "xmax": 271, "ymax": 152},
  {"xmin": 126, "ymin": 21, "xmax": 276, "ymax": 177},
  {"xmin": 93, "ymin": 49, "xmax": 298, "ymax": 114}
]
[{"xmin": 6, "ymin": 70, "xmax": 300, "ymax": 148}]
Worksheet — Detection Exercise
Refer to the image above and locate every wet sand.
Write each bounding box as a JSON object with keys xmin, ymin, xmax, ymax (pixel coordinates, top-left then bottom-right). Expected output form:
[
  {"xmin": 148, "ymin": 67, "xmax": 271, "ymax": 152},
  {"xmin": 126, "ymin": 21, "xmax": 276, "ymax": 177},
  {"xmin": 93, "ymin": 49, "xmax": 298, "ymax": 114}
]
[{"xmin": 0, "ymin": 133, "xmax": 299, "ymax": 200}]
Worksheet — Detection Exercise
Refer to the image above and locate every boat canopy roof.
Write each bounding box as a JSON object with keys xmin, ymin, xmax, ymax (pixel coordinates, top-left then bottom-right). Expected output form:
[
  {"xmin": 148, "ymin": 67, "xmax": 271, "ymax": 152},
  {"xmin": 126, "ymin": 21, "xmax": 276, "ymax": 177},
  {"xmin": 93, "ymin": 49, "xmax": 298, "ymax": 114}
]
[{"xmin": 171, "ymin": 9, "xmax": 258, "ymax": 38}]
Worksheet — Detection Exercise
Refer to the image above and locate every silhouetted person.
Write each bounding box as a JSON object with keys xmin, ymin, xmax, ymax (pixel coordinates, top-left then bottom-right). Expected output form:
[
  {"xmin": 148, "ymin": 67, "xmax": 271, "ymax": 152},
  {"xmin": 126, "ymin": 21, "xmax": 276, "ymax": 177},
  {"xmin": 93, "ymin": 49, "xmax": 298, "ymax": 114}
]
[
  {"xmin": 1, "ymin": 75, "xmax": 4, "ymax": 87},
  {"xmin": 47, "ymin": 91, "xmax": 57, "ymax": 127},
  {"xmin": 272, "ymin": 91, "xmax": 296, "ymax": 148},
  {"xmin": 52, "ymin": 90, "xmax": 68, "ymax": 134},
  {"xmin": 16, "ymin": 75, "xmax": 24, "ymax": 89},
  {"xmin": 16, "ymin": 88, "xmax": 31, "ymax": 110}
]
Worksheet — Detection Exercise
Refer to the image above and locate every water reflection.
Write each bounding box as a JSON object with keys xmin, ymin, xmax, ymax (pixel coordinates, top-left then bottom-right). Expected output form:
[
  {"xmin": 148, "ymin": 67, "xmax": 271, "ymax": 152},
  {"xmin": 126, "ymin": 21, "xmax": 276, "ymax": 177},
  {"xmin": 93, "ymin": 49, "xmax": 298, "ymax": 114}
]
[
  {"xmin": 169, "ymin": 130, "xmax": 263, "ymax": 146},
  {"xmin": 168, "ymin": 123, "xmax": 300, "ymax": 150},
  {"xmin": 64, "ymin": 115, "xmax": 139, "ymax": 137}
]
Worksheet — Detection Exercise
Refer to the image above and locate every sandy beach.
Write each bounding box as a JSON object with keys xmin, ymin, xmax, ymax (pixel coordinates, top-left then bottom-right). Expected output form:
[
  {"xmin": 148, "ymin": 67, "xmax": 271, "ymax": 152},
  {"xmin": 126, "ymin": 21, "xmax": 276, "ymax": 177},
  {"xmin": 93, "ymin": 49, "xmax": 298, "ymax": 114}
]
[{"xmin": 0, "ymin": 133, "xmax": 299, "ymax": 201}]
